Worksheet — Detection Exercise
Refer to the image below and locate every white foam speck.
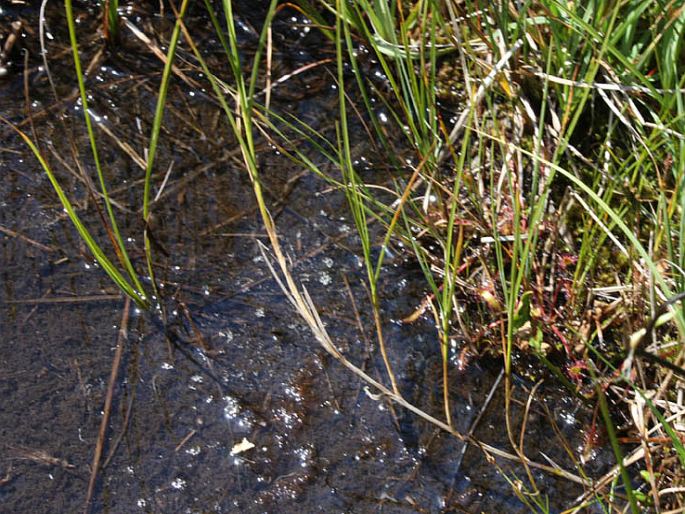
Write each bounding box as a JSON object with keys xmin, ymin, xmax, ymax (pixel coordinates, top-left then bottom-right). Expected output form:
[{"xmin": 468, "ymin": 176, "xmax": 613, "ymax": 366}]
[
  {"xmin": 319, "ymin": 272, "xmax": 332, "ymax": 286},
  {"xmin": 171, "ymin": 477, "xmax": 186, "ymax": 490}
]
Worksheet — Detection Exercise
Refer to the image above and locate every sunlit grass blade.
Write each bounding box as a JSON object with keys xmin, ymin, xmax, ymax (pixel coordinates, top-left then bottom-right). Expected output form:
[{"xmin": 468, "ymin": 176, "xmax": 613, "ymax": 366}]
[
  {"xmin": 64, "ymin": 0, "xmax": 148, "ymax": 304},
  {"xmin": 141, "ymin": 0, "xmax": 191, "ymax": 300},
  {"xmin": 2, "ymin": 118, "xmax": 146, "ymax": 307}
]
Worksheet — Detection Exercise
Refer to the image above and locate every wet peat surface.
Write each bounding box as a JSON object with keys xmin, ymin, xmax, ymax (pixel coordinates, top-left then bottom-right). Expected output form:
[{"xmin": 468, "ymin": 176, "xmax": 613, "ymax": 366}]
[{"xmin": 1, "ymin": 4, "xmax": 615, "ymax": 513}]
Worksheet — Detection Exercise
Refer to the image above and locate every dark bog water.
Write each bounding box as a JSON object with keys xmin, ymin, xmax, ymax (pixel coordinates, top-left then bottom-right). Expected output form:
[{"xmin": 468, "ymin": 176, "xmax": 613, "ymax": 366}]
[{"xmin": 0, "ymin": 4, "xmax": 615, "ymax": 512}]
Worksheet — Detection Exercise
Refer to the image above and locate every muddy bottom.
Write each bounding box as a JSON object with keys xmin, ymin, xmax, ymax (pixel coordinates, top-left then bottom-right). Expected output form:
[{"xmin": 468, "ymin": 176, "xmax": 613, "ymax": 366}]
[{"xmin": 1, "ymin": 4, "xmax": 614, "ymax": 513}]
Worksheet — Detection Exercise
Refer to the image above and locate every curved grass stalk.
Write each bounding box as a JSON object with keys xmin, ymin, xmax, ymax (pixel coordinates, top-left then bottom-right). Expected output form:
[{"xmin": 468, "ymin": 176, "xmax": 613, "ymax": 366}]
[
  {"xmin": 64, "ymin": 0, "xmax": 148, "ymax": 305},
  {"xmin": 1, "ymin": 118, "xmax": 146, "ymax": 308},
  {"xmin": 257, "ymin": 242, "xmax": 589, "ymax": 486}
]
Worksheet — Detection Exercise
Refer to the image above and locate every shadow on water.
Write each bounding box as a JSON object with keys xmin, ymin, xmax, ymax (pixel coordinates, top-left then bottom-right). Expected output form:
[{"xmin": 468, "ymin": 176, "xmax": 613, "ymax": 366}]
[{"xmin": 0, "ymin": 3, "xmax": 615, "ymax": 512}]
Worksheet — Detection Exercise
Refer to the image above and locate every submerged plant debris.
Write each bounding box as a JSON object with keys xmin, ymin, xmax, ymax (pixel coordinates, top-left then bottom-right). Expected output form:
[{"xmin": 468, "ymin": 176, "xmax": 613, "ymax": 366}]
[{"xmin": 2, "ymin": 1, "xmax": 685, "ymax": 512}]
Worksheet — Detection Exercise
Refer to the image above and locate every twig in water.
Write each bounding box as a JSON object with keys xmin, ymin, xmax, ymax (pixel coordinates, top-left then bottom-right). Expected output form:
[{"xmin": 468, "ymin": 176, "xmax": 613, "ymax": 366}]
[
  {"xmin": 84, "ymin": 297, "xmax": 130, "ymax": 513},
  {"xmin": 0, "ymin": 225, "xmax": 57, "ymax": 253}
]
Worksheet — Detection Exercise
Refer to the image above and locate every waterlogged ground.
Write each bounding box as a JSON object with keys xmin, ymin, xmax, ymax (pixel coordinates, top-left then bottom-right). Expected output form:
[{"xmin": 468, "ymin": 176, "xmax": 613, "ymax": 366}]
[{"xmin": 1, "ymin": 3, "xmax": 615, "ymax": 512}]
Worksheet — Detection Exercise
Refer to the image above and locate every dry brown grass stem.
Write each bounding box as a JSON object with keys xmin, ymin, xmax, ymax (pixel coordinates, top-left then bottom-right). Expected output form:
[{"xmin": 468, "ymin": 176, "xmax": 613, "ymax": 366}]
[
  {"xmin": 122, "ymin": 18, "xmax": 203, "ymax": 91},
  {"xmin": 256, "ymin": 241, "xmax": 588, "ymax": 485},
  {"xmin": 84, "ymin": 297, "xmax": 130, "ymax": 513}
]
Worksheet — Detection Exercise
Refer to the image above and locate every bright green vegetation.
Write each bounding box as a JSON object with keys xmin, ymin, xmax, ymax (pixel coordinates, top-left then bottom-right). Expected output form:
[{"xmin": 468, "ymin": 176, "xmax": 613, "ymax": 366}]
[
  {"xmin": 12, "ymin": 0, "xmax": 685, "ymax": 511},
  {"xmin": 288, "ymin": 3, "xmax": 685, "ymax": 509}
]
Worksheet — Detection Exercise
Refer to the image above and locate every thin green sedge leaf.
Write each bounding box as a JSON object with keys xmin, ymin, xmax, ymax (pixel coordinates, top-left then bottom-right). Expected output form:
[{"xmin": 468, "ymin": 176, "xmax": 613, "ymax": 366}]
[{"xmin": 65, "ymin": 0, "xmax": 147, "ymax": 302}]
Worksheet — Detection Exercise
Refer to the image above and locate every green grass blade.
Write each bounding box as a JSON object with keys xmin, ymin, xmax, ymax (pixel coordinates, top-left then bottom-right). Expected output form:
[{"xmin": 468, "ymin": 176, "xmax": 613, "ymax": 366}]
[{"xmin": 64, "ymin": 0, "xmax": 147, "ymax": 302}]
